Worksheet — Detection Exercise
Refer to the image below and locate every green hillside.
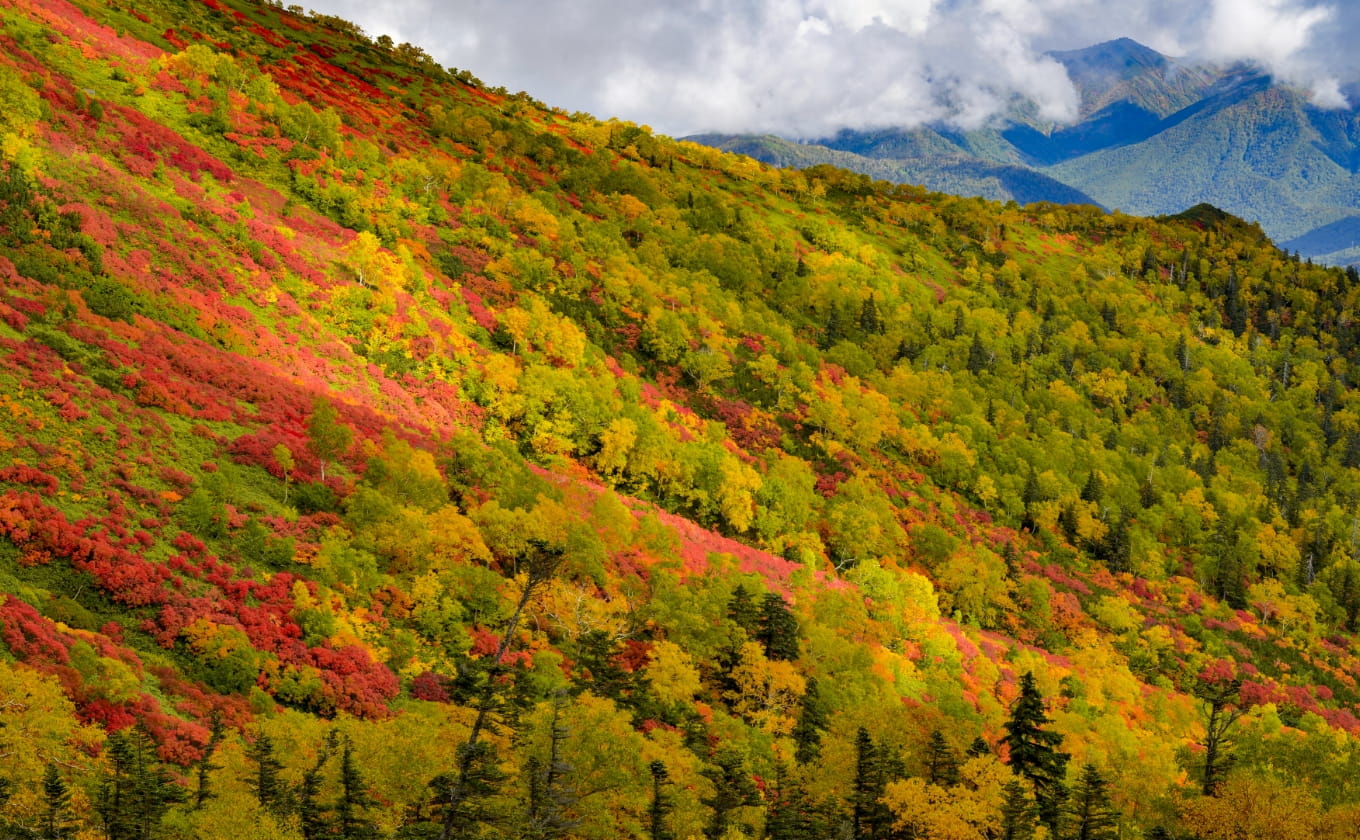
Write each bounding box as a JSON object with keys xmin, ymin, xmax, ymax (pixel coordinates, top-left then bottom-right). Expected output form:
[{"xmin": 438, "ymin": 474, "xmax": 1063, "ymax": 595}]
[{"xmin": 5, "ymin": 2, "xmax": 1360, "ymax": 840}]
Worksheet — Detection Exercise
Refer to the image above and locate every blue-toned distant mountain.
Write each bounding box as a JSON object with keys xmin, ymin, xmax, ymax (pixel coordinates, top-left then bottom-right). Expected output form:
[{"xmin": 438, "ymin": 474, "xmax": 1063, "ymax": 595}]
[{"xmin": 690, "ymin": 38, "xmax": 1360, "ymax": 265}]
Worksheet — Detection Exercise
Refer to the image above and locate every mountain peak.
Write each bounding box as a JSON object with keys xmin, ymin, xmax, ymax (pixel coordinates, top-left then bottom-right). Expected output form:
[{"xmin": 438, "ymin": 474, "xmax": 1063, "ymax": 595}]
[{"xmin": 1048, "ymin": 38, "xmax": 1169, "ymax": 79}]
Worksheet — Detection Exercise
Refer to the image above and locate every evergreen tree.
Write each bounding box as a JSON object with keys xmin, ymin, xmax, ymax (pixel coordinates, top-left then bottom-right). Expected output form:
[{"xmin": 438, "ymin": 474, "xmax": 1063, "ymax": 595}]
[
  {"xmin": 1196, "ymin": 672, "xmax": 1244, "ymax": 796},
  {"xmin": 765, "ymin": 764, "xmax": 820, "ymax": 840},
  {"xmin": 859, "ymin": 295, "xmax": 884, "ymax": 335},
  {"xmin": 756, "ymin": 592, "xmax": 800, "ymax": 662},
  {"xmin": 727, "ymin": 584, "xmax": 761, "ymax": 636},
  {"xmin": 966, "ymin": 736, "xmax": 992, "ymax": 759},
  {"xmin": 791, "ymin": 677, "xmax": 828, "ymax": 765},
  {"xmin": 1062, "ymin": 763, "xmax": 1119, "ymax": 840},
  {"xmin": 701, "ymin": 749, "xmax": 758, "ymax": 840},
  {"xmin": 41, "ymin": 763, "xmax": 76, "ymax": 840},
  {"xmin": 1002, "ymin": 673, "xmax": 1068, "ymax": 836},
  {"xmin": 297, "ymin": 732, "xmax": 338, "ymax": 840},
  {"xmin": 193, "ymin": 712, "xmax": 225, "ymax": 810},
  {"xmin": 97, "ymin": 726, "xmax": 187, "ymax": 840},
  {"xmin": 647, "ymin": 761, "xmax": 675, "ymax": 840},
  {"xmin": 524, "ymin": 698, "xmax": 577, "ymax": 840},
  {"xmin": 999, "ymin": 779, "xmax": 1036, "ymax": 840},
  {"xmin": 966, "ymin": 334, "xmax": 989, "ymax": 373},
  {"xmin": 923, "ymin": 730, "xmax": 959, "ymax": 787},
  {"xmin": 336, "ymin": 737, "xmax": 381, "ymax": 840},
  {"xmin": 850, "ymin": 728, "xmax": 896, "ymax": 840},
  {"xmin": 245, "ymin": 731, "xmax": 287, "ymax": 815}
]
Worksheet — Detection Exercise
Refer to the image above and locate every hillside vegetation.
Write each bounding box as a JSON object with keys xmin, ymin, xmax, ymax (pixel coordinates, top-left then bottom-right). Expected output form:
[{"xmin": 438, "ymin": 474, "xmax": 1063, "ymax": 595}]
[{"xmin": 5, "ymin": 1, "xmax": 1360, "ymax": 839}]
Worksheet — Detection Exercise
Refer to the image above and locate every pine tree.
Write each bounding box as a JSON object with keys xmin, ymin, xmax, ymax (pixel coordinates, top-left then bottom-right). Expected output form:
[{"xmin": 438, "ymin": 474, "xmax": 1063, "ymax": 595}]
[
  {"xmin": 41, "ymin": 763, "xmax": 76, "ymax": 840},
  {"xmin": 727, "ymin": 585, "xmax": 761, "ymax": 636},
  {"xmin": 97, "ymin": 726, "xmax": 187, "ymax": 840},
  {"xmin": 647, "ymin": 761, "xmax": 675, "ymax": 840},
  {"xmin": 297, "ymin": 732, "xmax": 338, "ymax": 840},
  {"xmin": 850, "ymin": 728, "xmax": 896, "ymax": 840},
  {"xmin": 1062, "ymin": 763, "xmax": 1119, "ymax": 840},
  {"xmin": 336, "ymin": 737, "xmax": 380, "ymax": 840},
  {"xmin": 701, "ymin": 749, "xmax": 758, "ymax": 840},
  {"xmin": 999, "ymin": 779, "xmax": 1036, "ymax": 840},
  {"xmin": 756, "ymin": 592, "xmax": 800, "ymax": 661},
  {"xmin": 966, "ymin": 735, "xmax": 992, "ymax": 759},
  {"xmin": 966, "ymin": 334, "xmax": 988, "ymax": 373},
  {"xmin": 524, "ymin": 698, "xmax": 577, "ymax": 840},
  {"xmin": 792, "ymin": 677, "xmax": 828, "ymax": 765},
  {"xmin": 765, "ymin": 764, "xmax": 820, "ymax": 840},
  {"xmin": 1196, "ymin": 672, "xmax": 1244, "ymax": 796},
  {"xmin": 246, "ymin": 731, "xmax": 287, "ymax": 814},
  {"xmin": 923, "ymin": 730, "xmax": 959, "ymax": 787},
  {"xmin": 1002, "ymin": 673, "xmax": 1068, "ymax": 836},
  {"xmin": 193, "ymin": 712, "xmax": 225, "ymax": 810}
]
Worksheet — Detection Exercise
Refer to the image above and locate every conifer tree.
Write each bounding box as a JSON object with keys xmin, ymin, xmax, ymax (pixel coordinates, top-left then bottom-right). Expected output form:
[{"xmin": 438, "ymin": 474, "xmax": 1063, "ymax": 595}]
[
  {"xmin": 437, "ymin": 540, "xmax": 566, "ymax": 840},
  {"xmin": 97, "ymin": 726, "xmax": 187, "ymax": 840},
  {"xmin": 647, "ymin": 761, "xmax": 675, "ymax": 840},
  {"xmin": 727, "ymin": 584, "xmax": 761, "ymax": 637},
  {"xmin": 701, "ymin": 749, "xmax": 758, "ymax": 840},
  {"xmin": 246, "ymin": 731, "xmax": 287, "ymax": 815},
  {"xmin": 524, "ymin": 698, "xmax": 577, "ymax": 840},
  {"xmin": 1002, "ymin": 673, "xmax": 1068, "ymax": 836},
  {"xmin": 923, "ymin": 730, "xmax": 960, "ymax": 787},
  {"xmin": 850, "ymin": 728, "xmax": 897, "ymax": 840},
  {"xmin": 757, "ymin": 592, "xmax": 800, "ymax": 661},
  {"xmin": 1062, "ymin": 763, "xmax": 1119, "ymax": 840},
  {"xmin": 336, "ymin": 737, "xmax": 380, "ymax": 840},
  {"xmin": 792, "ymin": 677, "xmax": 828, "ymax": 765},
  {"xmin": 193, "ymin": 712, "xmax": 225, "ymax": 810},
  {"xmin": 999, "ymin": 779, "xmax": 1036, "ymax": 840},
  {"xmin": 966, "ymin": 735, "xmax": 992, "ymax": 759},
  {"xmin": 297, "ymin": 732, "xmax": 338, "ymax": 840},
  {"xmin": 41, "ymin": 763, "xmax": 76, "ymax": 840}
]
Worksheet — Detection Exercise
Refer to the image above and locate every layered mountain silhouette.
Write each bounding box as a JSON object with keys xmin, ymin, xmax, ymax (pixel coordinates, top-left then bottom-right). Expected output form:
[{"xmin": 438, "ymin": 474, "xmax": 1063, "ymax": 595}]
[{"xmin": 692, "ymin": 38, "xmax": 1360, "ymax": 264}]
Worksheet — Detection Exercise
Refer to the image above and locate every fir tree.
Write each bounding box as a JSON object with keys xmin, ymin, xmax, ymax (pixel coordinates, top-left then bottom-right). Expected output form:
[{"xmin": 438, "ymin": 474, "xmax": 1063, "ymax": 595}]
[
  {"xmin": 647, "ymin": 761, "xmax": 675, "ymax": 840},
  {"xmin": 850, "ymin": 728, "xmax": 896, "ymax": 840},
  {"xmin": 792, "ymin": 677, "xmax": 828, "ymax": 765},
  {"xmin": 999, "ymin": 779, "xmax": 1036, "ymax": 840},
  {"xmin": 41, "ymin": 763, "xmax": 76, "ymax": 840},
  {"xmin": 193, "ymin": 712, "xmax": 225, "ymax": 810},
  {"xmin": 923, "ymin": 730, "xmax": 960, "ymax": 787},
  {"xmin": 727, "ymin": 584, "xmax": 761, "ymax": 636},
  {"xmin": 756, "ymin": 592, "xmax": 800, "ymax": 662},
  {"xmin": 336, "ymin": 737, "xmax": 380, "ymax": 840},
  {"xmin": 524, "ymin": 698, "xmax": 578, "ymax": 840},
  {"xmin": 966, "ymin": 334, "xmax": 989, "ymax": 373},
  {"xmin": 97, "ymin": 726, "xmax": 187, "ymax": 840},
  {"xmin": 701, "ymin": 749, "xmax": 758, "ymax": 840},
  {"xmin": 297, "ymin": 732, "xmax": 338, "ymax": 840},
  {"xmin": 1062, "ymin": 763, "xmax": 1119, "ymax": 840},
  {"xmin": 966, "ymin": 735, "xmax": 992, "ymax": 759},
  {"xmin": 1002, "ymin": 673, "xmax": 1068, "ymax": 836},
  {"xmin": 245, "ymin": 731, "xmax": 287, "ymax": 815}
]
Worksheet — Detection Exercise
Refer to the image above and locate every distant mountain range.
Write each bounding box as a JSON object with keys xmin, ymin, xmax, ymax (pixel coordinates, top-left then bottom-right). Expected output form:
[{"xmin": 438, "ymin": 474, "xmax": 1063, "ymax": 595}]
[{"xmin": 690, "ymin": 38, "xmax": 1360, "ymax": 265}]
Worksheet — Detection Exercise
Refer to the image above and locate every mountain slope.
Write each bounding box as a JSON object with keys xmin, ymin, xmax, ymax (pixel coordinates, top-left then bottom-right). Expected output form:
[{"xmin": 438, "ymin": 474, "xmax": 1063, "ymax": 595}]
[
  {"xmin": 5, "ymin": 3, "xmax": 1360, "ymax": 839},
  {"xmin": 689, "ymin": 40, "xmax": 1360, "ymax": 264}
]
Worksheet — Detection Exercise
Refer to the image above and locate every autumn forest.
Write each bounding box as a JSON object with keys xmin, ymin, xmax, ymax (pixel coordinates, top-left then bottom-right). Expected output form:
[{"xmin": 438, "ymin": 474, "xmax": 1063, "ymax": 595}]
[{"xmin": 2, "ymin": 0, "xmax": 1360, "ymax": 838}]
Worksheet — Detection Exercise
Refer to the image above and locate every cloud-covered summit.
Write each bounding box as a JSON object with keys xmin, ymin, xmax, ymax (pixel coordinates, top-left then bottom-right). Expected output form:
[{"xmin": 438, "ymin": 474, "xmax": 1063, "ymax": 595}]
[{"xmin": 306, "ymin": 0, "xmax": 1349, "ymax": 137}]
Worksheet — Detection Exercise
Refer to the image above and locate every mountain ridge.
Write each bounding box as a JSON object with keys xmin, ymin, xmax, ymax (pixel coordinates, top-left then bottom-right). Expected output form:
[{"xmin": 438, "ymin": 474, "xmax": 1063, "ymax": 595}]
[{"xmin": 689, "ymin": 39, "xmax": 1360, "ymax": 264}]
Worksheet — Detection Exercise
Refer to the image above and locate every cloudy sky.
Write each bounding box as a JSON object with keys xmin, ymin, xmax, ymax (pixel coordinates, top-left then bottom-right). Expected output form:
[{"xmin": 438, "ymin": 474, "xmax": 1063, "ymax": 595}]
[{"xmin": 302, "ymin": 0, "xmax": 1353, "ymax": 138}]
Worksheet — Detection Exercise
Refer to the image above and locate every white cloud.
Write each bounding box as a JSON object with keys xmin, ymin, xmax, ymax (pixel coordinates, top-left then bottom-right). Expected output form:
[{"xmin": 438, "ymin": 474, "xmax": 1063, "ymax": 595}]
[{"xmin": 303, "ymin": 0, "xmax": 1349, "ymax": 137}]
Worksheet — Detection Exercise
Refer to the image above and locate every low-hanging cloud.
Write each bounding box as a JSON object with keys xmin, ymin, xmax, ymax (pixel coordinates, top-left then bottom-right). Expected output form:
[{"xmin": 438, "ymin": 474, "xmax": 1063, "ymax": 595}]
[{"xmin": 302, "ymin": 0, "xmax": 1350, "ymax": 138}]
